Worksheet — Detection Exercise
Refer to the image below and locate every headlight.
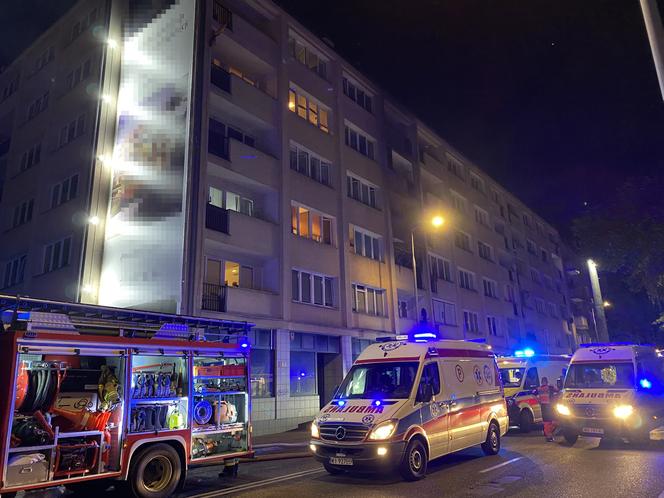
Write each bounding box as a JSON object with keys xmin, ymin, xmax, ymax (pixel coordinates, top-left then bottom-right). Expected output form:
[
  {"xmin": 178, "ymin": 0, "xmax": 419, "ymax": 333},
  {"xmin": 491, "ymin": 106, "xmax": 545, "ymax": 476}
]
[
  {"xmin": 311, "ymin": 421, "xmax": 320, "ymax": 438},
  {"xmin": 555, "ymin": 403, "xmax": 571, "ymax": 416},
  {"xmin": 368, "ymin": 420, "xmax": 397, "ymax": 440},
  {"xmin": 613, "ymin": 404, "xmax": 634, "ymax": 419}
]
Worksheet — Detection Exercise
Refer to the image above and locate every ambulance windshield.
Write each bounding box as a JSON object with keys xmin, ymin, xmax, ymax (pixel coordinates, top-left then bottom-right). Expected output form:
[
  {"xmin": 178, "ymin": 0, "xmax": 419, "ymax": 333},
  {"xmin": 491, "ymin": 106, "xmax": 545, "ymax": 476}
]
[
  {"xmin": 564, "ymin": 362, "xmax": 635, "ymax": 389},
  {"xmin": 335, "ymin": 362, "xmax": 418, "ymax": 399},
  {"xmin": 499, "ymin": 368, "xmax": 525, "ymax": 388}
]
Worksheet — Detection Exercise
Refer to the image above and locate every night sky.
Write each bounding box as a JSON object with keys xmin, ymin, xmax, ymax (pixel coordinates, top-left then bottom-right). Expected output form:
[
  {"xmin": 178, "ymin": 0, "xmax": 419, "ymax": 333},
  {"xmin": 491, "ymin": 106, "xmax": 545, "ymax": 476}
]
[{"xmin": 2, "ymin": 1, "xmax": 663, "ymax": 334}]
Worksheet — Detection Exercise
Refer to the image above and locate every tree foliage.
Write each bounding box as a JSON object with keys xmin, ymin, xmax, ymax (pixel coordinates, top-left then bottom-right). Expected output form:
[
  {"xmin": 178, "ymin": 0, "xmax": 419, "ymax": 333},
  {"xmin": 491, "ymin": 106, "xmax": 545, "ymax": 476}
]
[{"xmin": 573, "ymin": 176, "xmax": 664, "ymax": 310}]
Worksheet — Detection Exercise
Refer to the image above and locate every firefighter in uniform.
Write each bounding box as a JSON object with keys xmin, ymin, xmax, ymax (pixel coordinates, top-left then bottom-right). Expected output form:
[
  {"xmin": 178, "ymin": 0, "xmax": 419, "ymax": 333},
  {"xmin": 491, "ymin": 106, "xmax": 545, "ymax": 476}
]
[{"xmin": 538, "ymin": 376, "xmax": 557, "ymax": 442}]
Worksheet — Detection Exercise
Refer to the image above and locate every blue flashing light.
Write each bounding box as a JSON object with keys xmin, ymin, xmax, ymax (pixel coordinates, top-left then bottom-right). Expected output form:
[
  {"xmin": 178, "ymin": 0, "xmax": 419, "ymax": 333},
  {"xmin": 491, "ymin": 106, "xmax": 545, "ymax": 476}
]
[
  {"xmin": 640, "ymin": 378, "xmax": 652, "ymax": 389},
  {"xmin": 337, "ymin": 400, "xmax": 346, "ymax": 407},
  {"xmin": 515, "ymin": 348, "xmax": 535, "ymax": 358},
  {"xmin": 299, "ymin": 371, "xmax": 306, "ymax": 378},
  {"xmin": 413, "ymin": 332, "xmax": 438, "ymax": 339},
  {"xmin": 240, "ymin": 342, "xmax": 249, "ymax": 348},
  {"xmin": 373, "ymin": 400, "xmax": 382, "ymax": 407}
]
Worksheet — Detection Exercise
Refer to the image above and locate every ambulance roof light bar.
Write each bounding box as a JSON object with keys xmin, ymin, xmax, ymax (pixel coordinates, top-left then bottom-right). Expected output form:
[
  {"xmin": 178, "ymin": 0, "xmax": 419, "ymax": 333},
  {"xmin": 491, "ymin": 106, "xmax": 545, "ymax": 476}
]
[{"xmin": 514, "ymin": 348, "xmax": 535, "ymax": 358}]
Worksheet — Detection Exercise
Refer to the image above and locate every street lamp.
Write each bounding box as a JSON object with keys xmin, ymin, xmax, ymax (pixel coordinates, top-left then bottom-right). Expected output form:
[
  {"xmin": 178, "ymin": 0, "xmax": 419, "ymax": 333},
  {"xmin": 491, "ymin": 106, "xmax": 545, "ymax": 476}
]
[{"xmin": 411, "ymin": 214, "xmax": 445, "ymax": 322}]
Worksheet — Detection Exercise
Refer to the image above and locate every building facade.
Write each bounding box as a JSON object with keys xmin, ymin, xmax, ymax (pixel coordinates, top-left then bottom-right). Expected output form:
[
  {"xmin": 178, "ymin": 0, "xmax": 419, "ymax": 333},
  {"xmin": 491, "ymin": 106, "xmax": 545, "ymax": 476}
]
[{"xmin": 0, "ymin": 0, "xmax": 575, "ymax": 434}]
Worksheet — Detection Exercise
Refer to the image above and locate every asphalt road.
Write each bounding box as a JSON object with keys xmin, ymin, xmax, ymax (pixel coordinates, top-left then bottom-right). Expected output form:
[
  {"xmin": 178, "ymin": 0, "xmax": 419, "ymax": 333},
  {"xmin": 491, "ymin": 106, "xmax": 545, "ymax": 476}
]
[{"xmin": 21, "ymin": 431, "xmax": 664, "ymax": 498}]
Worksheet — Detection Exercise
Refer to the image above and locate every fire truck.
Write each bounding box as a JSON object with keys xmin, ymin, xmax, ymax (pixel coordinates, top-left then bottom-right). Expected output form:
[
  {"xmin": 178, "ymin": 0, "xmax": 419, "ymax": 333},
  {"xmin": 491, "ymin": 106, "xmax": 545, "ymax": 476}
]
[{"xmin": 0, "ymin": 295, "xmax": 254, "ymax": 498}]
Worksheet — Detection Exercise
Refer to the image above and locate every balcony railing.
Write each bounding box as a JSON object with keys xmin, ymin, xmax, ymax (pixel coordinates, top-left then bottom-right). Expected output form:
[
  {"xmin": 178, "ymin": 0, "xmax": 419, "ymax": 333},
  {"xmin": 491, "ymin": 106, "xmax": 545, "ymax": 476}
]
[
  {"xmin": 206, "ymin": 204, "xmax": 229, "ymax": 233},
  {"xmin": 212, "ymin": 1, "xmax": 233, "ymax": 30},
  {"xmin": 202, "ymin": 282, "xmax": 227, "ymax": 312},
  {"xmin": 211, "ymin": 64, "xmax": 231, "ymax": 93}
]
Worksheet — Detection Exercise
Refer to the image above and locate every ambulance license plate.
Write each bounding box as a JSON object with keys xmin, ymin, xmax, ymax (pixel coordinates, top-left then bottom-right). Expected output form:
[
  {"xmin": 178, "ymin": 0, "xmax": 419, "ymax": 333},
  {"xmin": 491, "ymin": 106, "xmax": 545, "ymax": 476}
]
[
  {"xmin": 583, "ymin": 427, "xmax": 604, "ymax": 435},
  {"xmin": 330, "ymin": 457, "xmax": 353, "ymax": 466}
]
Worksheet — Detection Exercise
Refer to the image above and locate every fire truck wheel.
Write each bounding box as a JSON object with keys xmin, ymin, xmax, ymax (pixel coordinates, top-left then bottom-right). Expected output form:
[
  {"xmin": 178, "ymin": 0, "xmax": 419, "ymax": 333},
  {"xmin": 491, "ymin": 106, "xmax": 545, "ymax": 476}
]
[
  {"xmin": 323, "ymin": 462, "xmax": 346, "ymax": 475},
  {"xmin": 399, "ymin": 438, "xmax": 428, "ymax": 481},
  {"xmin": 519, "ymin": 409, "xmax": 533, "ymax": 433},
  {"xmin": 481, "ymin": 422, "xmax": 501, "ymax": 456},
  {"xmin": 563, "ymin": 431, "xmax": 579, "ymax": 446},
  {"xmin": 129, "ymin": 443, "xmax": 182, "ymax": 498}
]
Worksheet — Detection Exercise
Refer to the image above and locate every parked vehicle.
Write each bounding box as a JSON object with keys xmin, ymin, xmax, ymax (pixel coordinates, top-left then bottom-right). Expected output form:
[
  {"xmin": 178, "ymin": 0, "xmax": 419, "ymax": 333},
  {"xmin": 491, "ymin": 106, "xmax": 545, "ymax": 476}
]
[
  {"xmin": 0, "ymin": 296, "xmax": 253, "ymax": 498},
  {"xmin": 498, "ymin": 352, "xmax": 569, "ymax": 432},
  {"xmin": 309, "ymin": 334, "xmax": 507, "ymax": 481},
  {"xmin": 555, "ymin": 343, "xmax": 664, "ymax": 445}
]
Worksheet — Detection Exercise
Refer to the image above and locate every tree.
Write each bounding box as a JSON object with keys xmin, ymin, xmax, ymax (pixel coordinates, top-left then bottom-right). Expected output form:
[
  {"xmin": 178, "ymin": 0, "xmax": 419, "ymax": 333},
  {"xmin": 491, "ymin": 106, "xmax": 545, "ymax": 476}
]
[{"xmin": 573, "ymin": 176, "xmax": 664, "ymax": 334}]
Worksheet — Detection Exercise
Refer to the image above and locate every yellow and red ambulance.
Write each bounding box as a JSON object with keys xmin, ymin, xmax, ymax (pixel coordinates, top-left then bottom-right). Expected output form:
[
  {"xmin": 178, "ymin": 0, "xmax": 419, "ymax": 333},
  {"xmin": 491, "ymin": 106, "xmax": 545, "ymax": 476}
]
[{"xmin": 309, "ymin": 334, "xmax": 507, "ymax": 480}]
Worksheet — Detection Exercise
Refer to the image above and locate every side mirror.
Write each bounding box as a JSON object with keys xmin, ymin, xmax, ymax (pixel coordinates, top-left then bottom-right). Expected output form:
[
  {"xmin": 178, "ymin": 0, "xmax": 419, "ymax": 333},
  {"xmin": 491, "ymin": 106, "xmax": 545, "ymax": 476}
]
[
  {"xmin": 556, "ymin": 379, "xmax": 563, "ymax": 390},
  {"xmin": 416, "ymin": 383, "xmax": 434, "ymax": 403}
]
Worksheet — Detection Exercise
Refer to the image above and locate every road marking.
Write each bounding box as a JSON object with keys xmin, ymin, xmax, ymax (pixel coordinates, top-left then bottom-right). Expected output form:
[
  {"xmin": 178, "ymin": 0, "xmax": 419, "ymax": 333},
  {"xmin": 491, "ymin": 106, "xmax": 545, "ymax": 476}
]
[
  {"xmin": 187, "ymin": 467, "xmax": 324, "ymax": 498},
  {"xmin": 479, "ymin": 457, "xmax": 523, "ymax": 474}
]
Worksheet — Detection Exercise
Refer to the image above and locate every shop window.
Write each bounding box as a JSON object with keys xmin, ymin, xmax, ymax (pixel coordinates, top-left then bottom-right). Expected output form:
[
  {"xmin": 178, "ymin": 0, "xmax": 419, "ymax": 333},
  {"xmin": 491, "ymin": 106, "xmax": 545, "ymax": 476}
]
[
  {"xmin": 290, "ymin": 351, "xmax": 316, "ymax": 396},
  {"xmin": 250, "ymin": 348, "xmax": 274, "ymax": 398}
]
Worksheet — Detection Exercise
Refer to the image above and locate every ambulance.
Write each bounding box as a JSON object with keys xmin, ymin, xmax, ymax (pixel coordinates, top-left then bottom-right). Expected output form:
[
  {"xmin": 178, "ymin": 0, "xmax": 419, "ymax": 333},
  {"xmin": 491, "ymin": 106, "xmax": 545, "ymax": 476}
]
[
  {"xmin": 555, "ymin": 343, "xmax": 664, "ymax": 445},
  {"xmin": 498, "ymin": 351, "xmax": 569, "ymax": 432},
  {"xmin": 309, "ymin": 334, "xmax": 508, "ymax": 481}
]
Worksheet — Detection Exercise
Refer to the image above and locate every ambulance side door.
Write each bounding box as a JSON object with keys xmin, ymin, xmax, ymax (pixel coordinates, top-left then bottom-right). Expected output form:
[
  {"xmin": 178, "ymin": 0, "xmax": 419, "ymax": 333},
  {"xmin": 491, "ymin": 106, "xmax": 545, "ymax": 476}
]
[
  {"xmin": 441, "ymin": 359, "xmax": 481, "ymax": 451},
  {"xmin": 415, "ymin": 361, "xmax": 448, "ymax": 458}
]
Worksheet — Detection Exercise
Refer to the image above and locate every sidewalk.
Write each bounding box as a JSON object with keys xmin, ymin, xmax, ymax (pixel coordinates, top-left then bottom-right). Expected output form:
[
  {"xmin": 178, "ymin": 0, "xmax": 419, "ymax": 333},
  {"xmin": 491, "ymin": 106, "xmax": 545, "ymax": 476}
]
[{"xmin": 245, "ymin": 424, "xmax": 312, "ymax": 461}]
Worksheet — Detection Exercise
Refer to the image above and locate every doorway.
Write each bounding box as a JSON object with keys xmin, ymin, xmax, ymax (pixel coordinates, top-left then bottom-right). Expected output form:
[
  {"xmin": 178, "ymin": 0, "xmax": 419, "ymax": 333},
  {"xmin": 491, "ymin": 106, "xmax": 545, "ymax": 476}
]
[{"xmin": 317, "ymin": 352, "xmax": 343, "ymax": 409}]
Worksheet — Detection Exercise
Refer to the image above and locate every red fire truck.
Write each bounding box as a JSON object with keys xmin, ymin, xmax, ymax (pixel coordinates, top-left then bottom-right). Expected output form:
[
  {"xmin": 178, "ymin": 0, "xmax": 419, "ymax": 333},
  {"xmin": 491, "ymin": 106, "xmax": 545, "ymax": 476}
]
[{"xmin": 0, "ymin": 295, "xmax": 254, "ymax": 498}]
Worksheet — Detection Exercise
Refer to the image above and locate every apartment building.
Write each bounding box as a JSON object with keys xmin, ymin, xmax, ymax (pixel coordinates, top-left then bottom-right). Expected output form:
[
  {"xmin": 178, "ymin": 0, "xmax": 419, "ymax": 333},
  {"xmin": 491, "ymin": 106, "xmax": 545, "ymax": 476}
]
[{"xmin": 0, "ymin": 0, "xmax": 575, "ymax": 434}]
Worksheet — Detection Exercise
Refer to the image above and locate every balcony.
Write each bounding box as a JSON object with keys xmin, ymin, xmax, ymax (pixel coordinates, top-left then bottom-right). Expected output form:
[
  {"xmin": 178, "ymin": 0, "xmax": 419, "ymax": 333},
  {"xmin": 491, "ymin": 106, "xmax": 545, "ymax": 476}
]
[
  {"xmin": 208, "ymin": 137, "xmax": 279, "ymax": 189},
  {"xmin": 574, "ymin": 316, "xmax": 590, "ymax": 330},
  {"xmin": 201, "ymin": 282, "xmax": 279, "ymax": 317},
  {"xmin": 205, "ymin": 208, "xmax": 277, "ymax": 258},
  {"xmin": 210, "ymin": 67, "xmax": 277, "ymax": 126}
]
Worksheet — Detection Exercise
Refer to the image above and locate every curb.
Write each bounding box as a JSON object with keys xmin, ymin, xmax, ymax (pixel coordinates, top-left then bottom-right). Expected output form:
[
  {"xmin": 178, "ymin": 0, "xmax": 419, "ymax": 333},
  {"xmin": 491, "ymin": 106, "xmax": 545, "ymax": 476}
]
[{"xmin": 240, "ymin": 452, "xmax": 312, "ymax": 462}]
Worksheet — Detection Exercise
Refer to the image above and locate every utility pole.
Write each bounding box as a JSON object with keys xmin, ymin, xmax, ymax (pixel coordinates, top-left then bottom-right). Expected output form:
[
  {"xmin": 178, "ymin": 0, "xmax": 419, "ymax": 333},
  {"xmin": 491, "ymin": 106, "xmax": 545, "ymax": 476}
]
[{"xmin": 587, "ymin": 260, "xmax": 610, "ymax": 342}]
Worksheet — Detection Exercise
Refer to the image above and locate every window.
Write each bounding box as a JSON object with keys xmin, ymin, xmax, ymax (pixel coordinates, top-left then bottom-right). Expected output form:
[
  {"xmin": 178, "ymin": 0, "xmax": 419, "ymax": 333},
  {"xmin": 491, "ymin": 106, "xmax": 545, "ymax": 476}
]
[
  {"xmin": 351, "ymin": 338, "xmax": 372, "ymax": 362},
  {"xmin": 470, "ymin": 173, "xmax": 484, "ymax": 193},
  {"xmin": 451, "ymin": 191, "xmax": 467, "ymax": 213},
  {"xmin": 289, "ymin": 142, "xmax": 331, "ymax": 186},
  {"xmin": 291, "ymin": 203, "xmax": 333, "ymax": 245},
  {"xmin": 35, "ymin": 46, "xmax": 55, "ymax": 72},
  {"xmin": 490, "ymin": 188, "xmax": 501, "ymax": 205},
  {"xmin": 42, "ymin": 237, "xmax": 71, "ymax": 273},
  {"xmin": 288, "ymin": 86, "xmax": 329, "ymax": 132},
  {"xmin": 446, "ymin": 153, "xmax": 464, "ymax": 179},
  {"xmin": 12, "ymin": 199, "xmax": 34, "ymax": 228},
  {"xmin": 350, "ymin": 226, "xmax": 382, "ymax": 261},
  {"xmin": 342, "ymin": 76, "xmax": 373, "ymax": 112},
  {"xmin": 208, "ymin": 186, "xmax": 254, "ymax": 216},
  {"xmin": 530, "ymin": 268, "xmax": 541, "ymax": 285},
  {"xmin": 51, "ymin": 174, "xmax": 78, "ymax": 208},
  {"xmin": 523, "ymin": 213, "xmax": 531, "ymax": 227},
  {"xmin": 351, "ymin": 284, "xmax": 386, "ymax": 316},
  {"xmin": 337, "ymin": 362, "xmax": 418, "ymax": 399},
  {"xmin": 19, "ymin": 142, "xmax": 41, "ymax": 172},
  {"xmin": 430, "ymin": 254, "xmax": 453, "ymax": 282},
  {"xmin": 512, "ymin": 236, "xmax": 523, "ymax": 250},
  {"xmin": 292, "ymin": 269, "xmax": 334, "ymax": 307},
  {"xmin": 344, "ymin": 123, "xmax": 376, "ymax": 160},
  {"xmin": 290, "ymin": 351, "xmax": 317, "ymax": 395},
  {"xmin": 474, "ymin": 206, "xmax": 489, "ymax": 226},
  {"xmin": 535, "ymin": 298, "xmax": 546, "ymax": 314},
  {"xmin": 58, "ymin": 113, "xmax": 86, "ymax": 147},
  {"xmin": 505, "ymin": 284, "xmax": 516, "ymax": 302},
  {"xmin": 526, "ymin": 239, "xmax": 537, "ymax": 255},
  {"xmin": 65, "ymin": 58, "xmax": 92, "ymax": 91},
  {"xmin": 27, "ymin": 91, "xmax": 49, "ymax": 119},
  {"xmin": 458, "ymin": 269, "xmax": 475, "ymax": 291},
  {"xmin": 477, "ymin": 241, "xmax": 493, "ymax": 261},
  {"xmin": 463, "ymin": 310, "xmax": 480, "ymax": 334},
  {"xmin": 454, "ymin": 230, "xmax": 471, "ymax": 252},
  {"xmin": 288, "ymin": 33, "xmax": 328, "ymax": 79},
  {"xmin": 3, "ymin": 254, "xmax": 27, "ymax": 288},
  {"xmin": 1, "ymin": 75, "xmax": 19, "ymax": 102},
  {"xmin": 419, "ymin": 363, "xmax": 441, "ymax": 396},
  {"xmin": 398, "ymin": 299, "xmax": 409, "ymax": 318},
  {"xmin": 524, "ymin": 367, "xmax": 540, "ymax": 389},
  {"xmin": 432, "ymin": 299, "xmax": 456, "ymax": 325},
  {"xmin": 483, "ymin": 278, "xmax": 498, "ymax": 298},
  {"xmin": 547, "ymin": 302, "xmax": 558, "ymax": 318},
  {"xmin": 487, "ymin": 316, "xmax": 499, "ymax": 336},
  {"xmin": 346, "ymin": 173, "xmax": 378, "ymax": 208},
  {"xmin": 541, "ymin": 249, "xmax": 548, "ymax": 263}
]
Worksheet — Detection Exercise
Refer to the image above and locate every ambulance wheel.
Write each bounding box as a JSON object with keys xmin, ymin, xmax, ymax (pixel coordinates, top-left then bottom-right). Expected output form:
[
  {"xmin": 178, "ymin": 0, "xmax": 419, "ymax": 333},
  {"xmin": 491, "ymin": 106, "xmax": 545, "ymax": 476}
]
[
  {"xmin": 519, "ymin": 410, "xmax": 533, "ymax": 433},
  {"xmin": 563, "ymin": 431, "xmax": 578, "ymax": 446},
  {"xmin": 323, "ymin": 462, "xmax": 345, "ymax": 475},
  {"xmin": 400, "ymin": 438, "xmax": 428, "ymax": 481},
  {"xmin": 129, "ymin": 443, "xmax": 182, "ymax": 498},
  {"xmin": 481, "ymin": 422, "xmax": 501, "ymax": 455}
]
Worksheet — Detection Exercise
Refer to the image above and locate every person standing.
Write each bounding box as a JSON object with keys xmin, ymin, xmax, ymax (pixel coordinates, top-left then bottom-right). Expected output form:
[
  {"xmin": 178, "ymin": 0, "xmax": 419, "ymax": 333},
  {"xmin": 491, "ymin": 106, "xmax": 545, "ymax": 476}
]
[{"xmin": 538, "ymin": 377, "xmax": 557, "ymax": 442}]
